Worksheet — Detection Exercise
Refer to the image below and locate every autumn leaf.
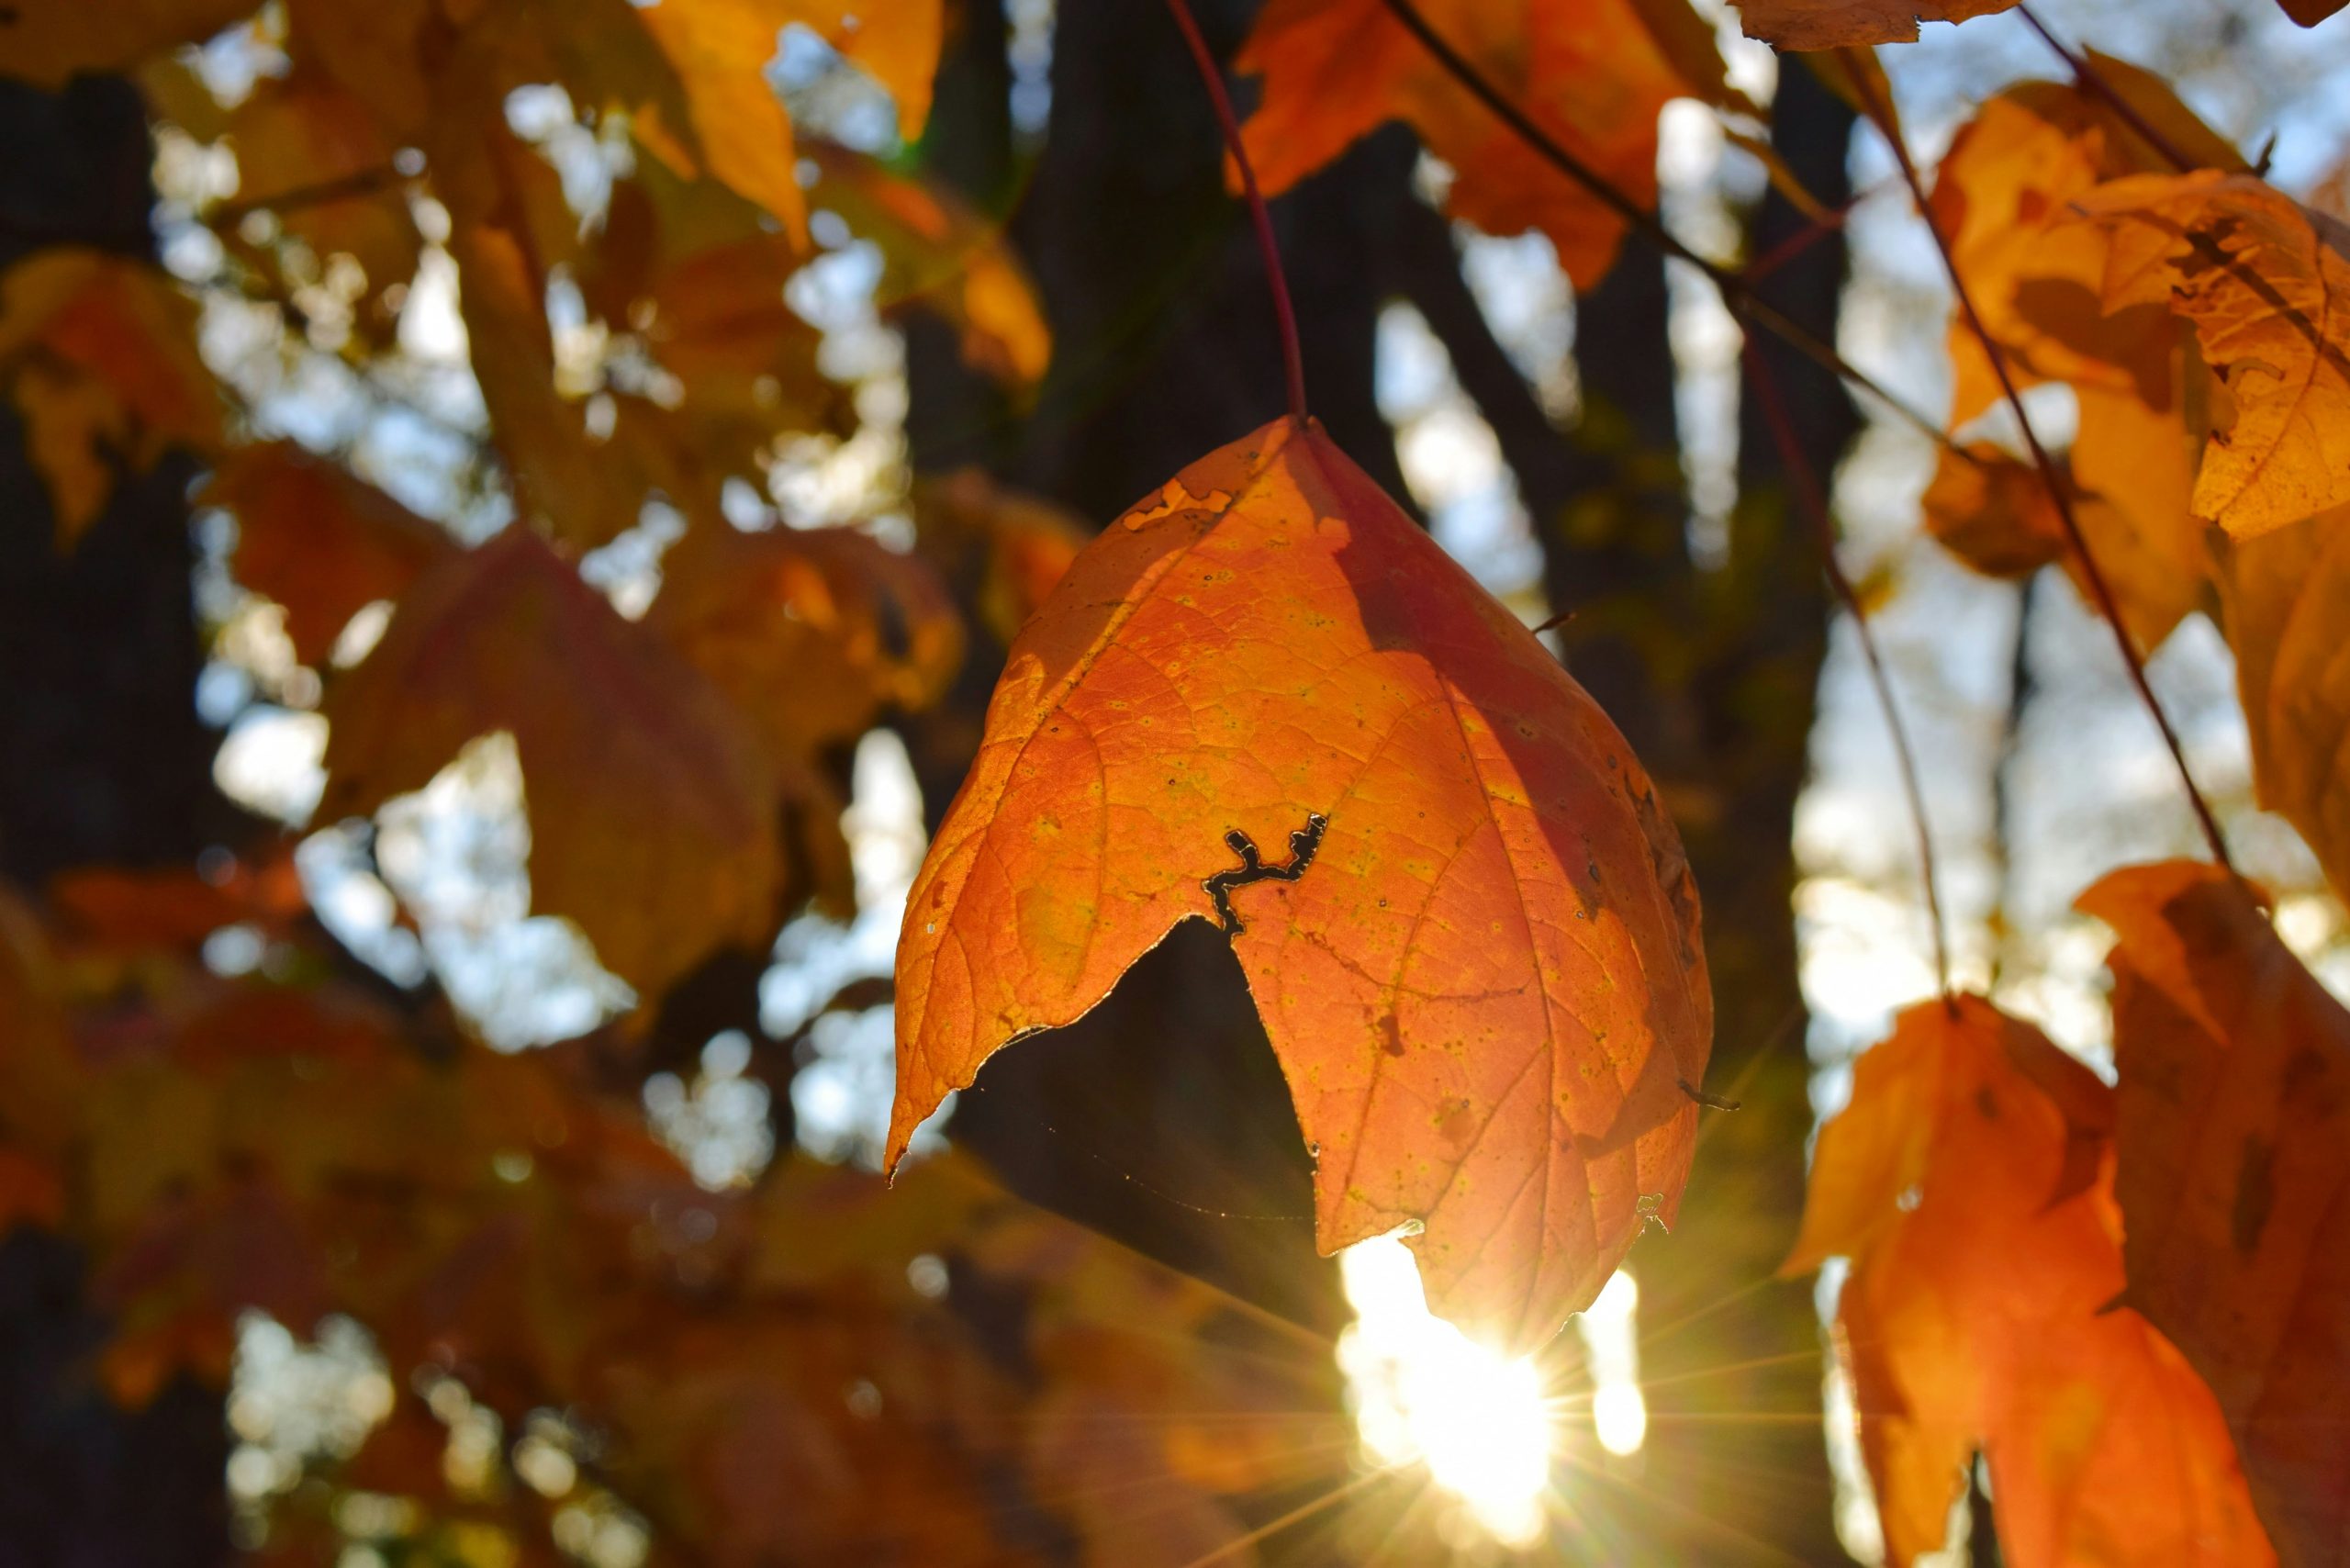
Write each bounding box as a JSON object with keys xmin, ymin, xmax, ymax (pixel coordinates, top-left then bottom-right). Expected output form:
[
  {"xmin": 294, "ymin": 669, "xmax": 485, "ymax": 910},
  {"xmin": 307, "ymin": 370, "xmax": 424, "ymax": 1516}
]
[
  {"xmin": 1920, "ymin": 439, "xmax": 2209, "ymax": 651},
  {"xmin": 1236, "ymin": 0, "xmax": 1741, "ymax": 287},
  {"xmin": 1785, "ymin": 996, "xmax": 2273, "ymax": 1567},
  {"xmin": 215, "ymin": 71, "xmax": 420, "ymax": 342},
  {"xmin": 0, "ymin": 248, "xmax": 224, "ymax": 546},
  {"xmin": 647, "ymin": 521, "xmax": 965, "ymax": 765},
  {"xmin": 633, "ymin": 0, "xmax": 942, "ymax": 242},
  {"xmin": 1921, "ymin": 442, "xmax": 2070, "ymax": 577},
  {"xmin": 804, "ymin": 141, "xmax": 1053, "ymax": 387},
  {"xmin": 889, "ymin": 418, "xmax": 1710, "ymax": 1352},
  {"xmin": 1930, "ymin": 68, "xmax": 2243, "ymax": 432},
  {"xmin": 0, "ymin": 0, "xmax": 258, "ymax": 88},
  {"xmin": 2081, "ymin": 861, "xmax": 2350, "ymax": 1563},
  {"xmin": 586, "ymin": 155, "xmax": 854, "ymax": 456},
  {"xmin": 911, "ymin": 468, "xmax": 1089, "ymax": 645},
  {"xmin": 1729, "ymin": 0, "xmax": 2013, "ymax": 48},
  {"xmin": 1919, "ymin": 69, "xmax": 2239, "ymax": 643},
  {"xmin": 202, "ymin": 442, "xmax": 452, "ymax": 666},
  {"xmin": 318, "ymin": 527, "xmax": 792, "ymax": 1000},
  {"xmin": 2213, "ymin": 507, "xmax": 2350, "ymax": 903},
  {"xmin": 2075, "ymin": 172, "xmax": 2350, "ymax": 538}
]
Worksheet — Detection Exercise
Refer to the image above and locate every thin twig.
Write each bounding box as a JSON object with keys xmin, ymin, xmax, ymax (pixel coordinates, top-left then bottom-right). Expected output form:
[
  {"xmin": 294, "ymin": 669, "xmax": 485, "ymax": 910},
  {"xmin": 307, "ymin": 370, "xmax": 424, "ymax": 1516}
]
[
  {"xmin": 1840, "ymin": 51, "xmax": 2233, "ymax": 870},
  {"xmin": 1744, "ymin": 341, "xmax": 1953, "ymax": 1002},
  {"xmin": 2014, "ymin": 6, "xmax": 2198, "ymax": 174},
  {"xmin": 1370, "ymin": 0, "xmax": 1962, "ymax": 458},
  {"xmin": 1163, "ymin": 0, "xmax": 1309, "ymax": 425}
]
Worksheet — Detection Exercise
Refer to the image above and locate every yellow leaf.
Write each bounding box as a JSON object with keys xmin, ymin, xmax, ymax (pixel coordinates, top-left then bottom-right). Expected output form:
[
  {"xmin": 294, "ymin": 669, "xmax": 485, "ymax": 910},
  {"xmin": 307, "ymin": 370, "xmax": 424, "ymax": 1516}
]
[
  {"xmin": 636, "ymin": 0, "xmax": 811, "ymax": 240},
  {"xmin": 2076, "ymin": 172, "xmax": 2350, "ymax": 537},
  {"xmin": 2214, "ymin": 504, "xmax": 2350, "ymax": 900},
  {"xmin": 1930, "ymin": 68, "xmax": 2242, "ymax": 431}
]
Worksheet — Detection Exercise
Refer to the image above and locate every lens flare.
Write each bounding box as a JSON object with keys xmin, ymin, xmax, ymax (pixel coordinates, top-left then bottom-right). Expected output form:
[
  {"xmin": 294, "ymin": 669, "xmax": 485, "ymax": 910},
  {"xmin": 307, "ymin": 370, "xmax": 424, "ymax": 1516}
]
[
  {"xmin": 1575, "ymin": 1269, "xmax": 1648, "ymax": 1455},
  {"xmin": 1337, "ymin": 1237, "xmax": 1554, "ymax": 1547}
]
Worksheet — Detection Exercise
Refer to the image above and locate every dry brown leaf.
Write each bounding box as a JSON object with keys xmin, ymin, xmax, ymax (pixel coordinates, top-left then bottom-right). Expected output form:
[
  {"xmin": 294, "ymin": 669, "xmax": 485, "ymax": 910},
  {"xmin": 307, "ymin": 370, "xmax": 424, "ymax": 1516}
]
[{"xmin": 1729, "ymin": 0, "xmax": 2012, "ymax": 48}]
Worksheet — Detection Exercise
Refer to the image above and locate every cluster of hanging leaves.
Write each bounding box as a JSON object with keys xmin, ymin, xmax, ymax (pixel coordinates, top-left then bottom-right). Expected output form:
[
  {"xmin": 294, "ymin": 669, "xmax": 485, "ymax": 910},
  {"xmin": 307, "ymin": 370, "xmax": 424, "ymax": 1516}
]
[{"xmin": 1760, "ymin": 25, "xmax": 2350, "ymax": 1568}]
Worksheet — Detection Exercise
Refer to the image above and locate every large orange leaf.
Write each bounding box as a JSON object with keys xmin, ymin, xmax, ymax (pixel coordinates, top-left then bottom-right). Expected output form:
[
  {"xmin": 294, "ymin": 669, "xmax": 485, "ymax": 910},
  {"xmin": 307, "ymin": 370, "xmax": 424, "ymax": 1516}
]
[
  {"xmin": 2080, "ymin": 861, "xmax": 2350, "ymax": 1563},
  {"xmin": 319, "ymin": 527, "xmax": 790, "ymax": 999},
  {"xmin": 888, "ymin": 419, "xmax": 1710, "ymax": 1352},
  {"xmin": 1236, "ymin": 0, "xmax": 1739, "ymax": 288},
  {"xmin": 2076, "ymin": 172, "xmax": 2350, "ymax": 538},
  {"xmin": 1786, "ymin": 996, "xmax": 2272, "ymax": 1567}
]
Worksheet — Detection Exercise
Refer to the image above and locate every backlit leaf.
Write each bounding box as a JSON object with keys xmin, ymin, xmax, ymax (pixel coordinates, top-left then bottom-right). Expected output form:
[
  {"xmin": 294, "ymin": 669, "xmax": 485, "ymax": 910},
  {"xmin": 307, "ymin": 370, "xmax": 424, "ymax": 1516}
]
[
  {"xmin": 1930, "ymin": 69, "xmax": 2242, "ymax": 433},
  {"xmin": 647, "ymin": 521, "xmax": 965, "ymax": 765},
  {"xmin": 890, "ymin": 418, "xmax": 1711, "ymax": 1352},
  {"xmin": 2215, "ymin": 507, "xmax": 2350, "ymax": 902},
  {"xmin": 805, "ymin": 141, "xmax": 1053, "ymax": 387},
  {"xmin": 202, "ymin": 441, "xmax": 452, "ymax": 666},
  {"xmin": 1236, "ymin": 0, "xmax": 1741, "ymax": 287},
  {"xmin": 2076, "ymin": 172, "xmax": 2350, "ymax": 538},
  {"xmin": 319, "ymin": 527, "xmax": 787, "ymax": 999},
  {"xmin": 1786, "ymin": 996, "xmax": 2272, "ymax": 1567},
  {"xmin": 1921, "ymin": 440, "xmax": 2208, "ymax": 651},
  {"xmin": 216, "ymin": 71, "xmax": 420, "ymax": 342},
  {"xmin": 2082, "ymin": 861, "xmax": 2350, "ymax": 1563}
]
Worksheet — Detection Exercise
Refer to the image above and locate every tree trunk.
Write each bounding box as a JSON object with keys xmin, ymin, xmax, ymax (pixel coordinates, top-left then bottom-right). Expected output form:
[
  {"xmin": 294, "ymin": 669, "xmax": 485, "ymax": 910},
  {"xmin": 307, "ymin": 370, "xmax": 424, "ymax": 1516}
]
[
  {"xmin": 1629, "ymin": 60, "xmax": 1857, "ymax": 1565},
  {"xmin": 0, "ymin": 76, "xmax": 234, "ymax": 1568}
]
